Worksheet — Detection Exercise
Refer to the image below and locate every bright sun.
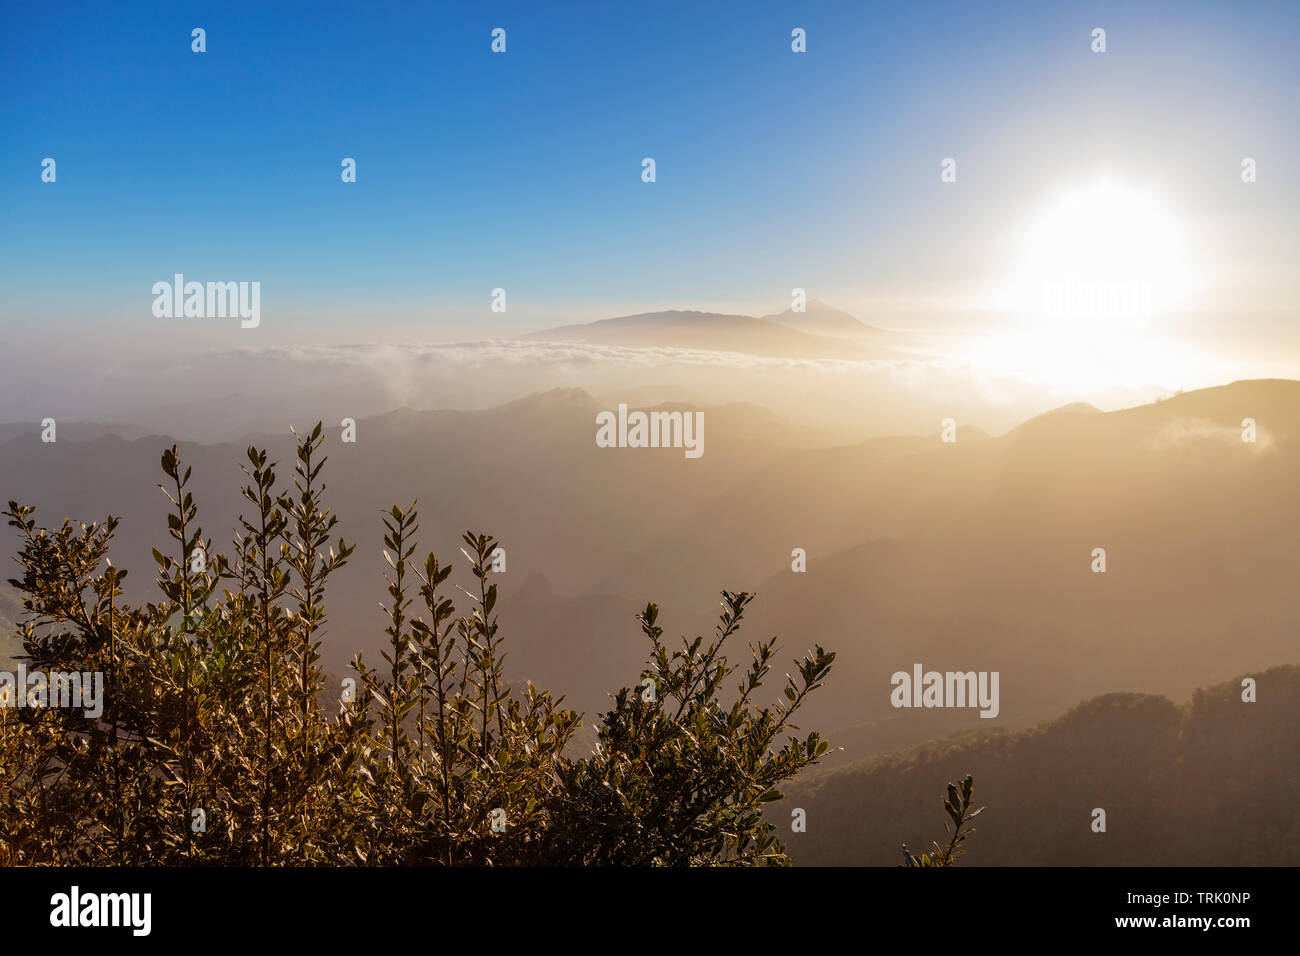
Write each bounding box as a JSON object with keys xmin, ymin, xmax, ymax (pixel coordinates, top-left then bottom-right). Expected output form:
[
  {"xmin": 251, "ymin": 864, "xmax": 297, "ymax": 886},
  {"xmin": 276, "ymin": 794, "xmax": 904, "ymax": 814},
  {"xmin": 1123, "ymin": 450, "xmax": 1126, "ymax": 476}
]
[
  {"xmin": 975, "ymin": 181, "xmax": 1202, "ymax": 384},
  {"xmin": 1016, "ymin": 182, "xmax": 1191, "ymax": 322}
]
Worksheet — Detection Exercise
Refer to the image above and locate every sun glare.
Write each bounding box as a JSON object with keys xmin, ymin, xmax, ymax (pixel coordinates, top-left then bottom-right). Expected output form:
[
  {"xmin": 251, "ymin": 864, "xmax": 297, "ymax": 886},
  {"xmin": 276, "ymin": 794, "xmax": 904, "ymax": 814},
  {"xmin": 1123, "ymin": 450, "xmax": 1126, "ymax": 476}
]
[{"xmin": 974, "ymin": 181, "xmax": 1202, "ymax": 384}]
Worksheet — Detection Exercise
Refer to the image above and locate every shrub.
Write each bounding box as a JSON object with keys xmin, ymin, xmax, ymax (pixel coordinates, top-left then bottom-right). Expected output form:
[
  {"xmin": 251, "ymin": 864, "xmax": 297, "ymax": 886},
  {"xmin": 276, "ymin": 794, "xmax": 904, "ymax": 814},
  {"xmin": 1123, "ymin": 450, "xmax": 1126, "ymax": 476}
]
[{"xmin": 0, "ymin": 425, "xmax": 837, "ymax": 866}]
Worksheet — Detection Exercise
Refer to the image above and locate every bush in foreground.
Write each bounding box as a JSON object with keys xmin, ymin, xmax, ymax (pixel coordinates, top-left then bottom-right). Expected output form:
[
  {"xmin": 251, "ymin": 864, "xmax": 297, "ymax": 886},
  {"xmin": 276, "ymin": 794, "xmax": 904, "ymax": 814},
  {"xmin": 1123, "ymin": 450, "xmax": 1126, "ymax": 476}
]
[{"xmin": 0, "ymin": 425, "xmax": 841, "ymax": 866}]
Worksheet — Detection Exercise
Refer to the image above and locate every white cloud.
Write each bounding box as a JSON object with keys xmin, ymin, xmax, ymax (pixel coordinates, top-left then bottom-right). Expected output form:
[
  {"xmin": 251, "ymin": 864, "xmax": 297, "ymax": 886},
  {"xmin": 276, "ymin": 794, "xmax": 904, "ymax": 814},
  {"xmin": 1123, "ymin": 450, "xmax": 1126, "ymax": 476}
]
[{"xmin": 222, "ymin": 338, "xmax": 946, "ymax": 374}]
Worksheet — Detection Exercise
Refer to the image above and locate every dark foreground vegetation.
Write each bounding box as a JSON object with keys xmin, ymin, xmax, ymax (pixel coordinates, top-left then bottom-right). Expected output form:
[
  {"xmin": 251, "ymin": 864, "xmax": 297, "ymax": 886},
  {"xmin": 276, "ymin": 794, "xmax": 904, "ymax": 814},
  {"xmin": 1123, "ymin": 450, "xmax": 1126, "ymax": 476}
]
[
  {"xmin": 0, "ymin": 424, "xmax": 868, "ymax": 865},
  {"xmin": 781, "ymin": 665, "xmax": 1299, "ymax": 866}
]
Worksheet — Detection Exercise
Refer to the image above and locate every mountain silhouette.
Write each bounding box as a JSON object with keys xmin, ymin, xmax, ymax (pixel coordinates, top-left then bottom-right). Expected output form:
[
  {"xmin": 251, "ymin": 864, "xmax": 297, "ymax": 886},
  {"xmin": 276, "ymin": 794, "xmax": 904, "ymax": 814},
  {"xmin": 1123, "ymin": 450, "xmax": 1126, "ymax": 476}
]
[
  {"xmin": 776, "ymin": 664, "xmax": 1300, "ymax": 865},
  {"xmin": 524, "ymin": 306, "xmax": 911, "ymax": 359}
]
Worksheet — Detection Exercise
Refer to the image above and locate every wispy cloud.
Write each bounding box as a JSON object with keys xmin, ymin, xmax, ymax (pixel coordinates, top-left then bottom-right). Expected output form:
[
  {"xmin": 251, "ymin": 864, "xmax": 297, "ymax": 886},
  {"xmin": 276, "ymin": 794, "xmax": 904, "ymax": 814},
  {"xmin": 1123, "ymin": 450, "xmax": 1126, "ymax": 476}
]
[{"xmin": 222, "ymin": 339, "xmax": 949, "ymax": 374}]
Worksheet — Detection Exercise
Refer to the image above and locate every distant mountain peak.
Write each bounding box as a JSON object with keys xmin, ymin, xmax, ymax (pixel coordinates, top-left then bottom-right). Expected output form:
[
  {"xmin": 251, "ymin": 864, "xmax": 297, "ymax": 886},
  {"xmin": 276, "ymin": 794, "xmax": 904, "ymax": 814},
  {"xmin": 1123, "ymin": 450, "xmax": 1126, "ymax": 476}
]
[
  {"xmin": 524, "ymin": 304, "xmax": 908, "ymax": 360},
  {"xmin": 594, "ymin": 309, "xmax": 755, "ymax": 325},
  {"xmin": 499, "ymin": 387, "xmax": 601, "ymax": 413},
  {"xmin": 760, "ymin": 300, "xmax": 896, "ymax": 341}
]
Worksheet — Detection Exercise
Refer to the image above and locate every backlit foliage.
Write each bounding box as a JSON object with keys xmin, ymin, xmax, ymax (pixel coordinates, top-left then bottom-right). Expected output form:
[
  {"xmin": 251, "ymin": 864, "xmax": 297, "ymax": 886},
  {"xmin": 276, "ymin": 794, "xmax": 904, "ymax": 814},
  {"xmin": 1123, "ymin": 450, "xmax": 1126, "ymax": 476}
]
[{"xmin": 0, "ymin": 425, "xmax": 843, "ymax": 866}]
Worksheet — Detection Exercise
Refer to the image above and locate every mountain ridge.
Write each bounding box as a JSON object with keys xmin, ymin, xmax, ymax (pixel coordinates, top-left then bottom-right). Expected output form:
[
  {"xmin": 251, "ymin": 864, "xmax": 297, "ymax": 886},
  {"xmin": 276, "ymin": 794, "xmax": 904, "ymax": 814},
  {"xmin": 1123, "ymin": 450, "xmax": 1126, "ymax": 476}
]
[
  {"xmin": 523, "ymin": 303, "xmax": 911, "ymax": 359},
  {"xmin": 777, "ymin": 663, "xmax": 1300, "ymax": 866}
]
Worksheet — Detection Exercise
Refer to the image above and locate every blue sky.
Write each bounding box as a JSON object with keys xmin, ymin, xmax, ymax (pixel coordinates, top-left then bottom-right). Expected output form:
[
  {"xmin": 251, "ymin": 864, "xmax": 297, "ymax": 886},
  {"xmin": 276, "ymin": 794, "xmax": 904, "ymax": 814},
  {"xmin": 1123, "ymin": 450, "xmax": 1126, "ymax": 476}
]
[{"xmin": 1, "ymin": 0, "xmax": 1298, "ymax": 350}]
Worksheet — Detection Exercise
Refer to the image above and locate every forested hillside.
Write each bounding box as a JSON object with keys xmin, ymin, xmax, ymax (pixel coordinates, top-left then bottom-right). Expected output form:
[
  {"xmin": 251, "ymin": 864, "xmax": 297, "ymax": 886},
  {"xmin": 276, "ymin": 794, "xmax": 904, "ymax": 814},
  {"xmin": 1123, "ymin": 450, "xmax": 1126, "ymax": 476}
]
[{"xmin": 780, "ymin": 664, "xmax": 1300, "ymax": 866}]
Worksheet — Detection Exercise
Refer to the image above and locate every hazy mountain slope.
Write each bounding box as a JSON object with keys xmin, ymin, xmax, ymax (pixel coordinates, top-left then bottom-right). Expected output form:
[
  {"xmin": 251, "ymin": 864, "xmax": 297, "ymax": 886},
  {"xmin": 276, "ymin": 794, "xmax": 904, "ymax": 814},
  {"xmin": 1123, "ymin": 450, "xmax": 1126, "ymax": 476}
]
[
  {"xmin": 496, "ymin": 573, "xmax": 647, "ymax": 719},
  {"xmin": 758, "ymin": 299, "xmax": 903, "ymax": 344},
  {"xmin": 0, "ymin": 585, "xmax": 23, "ymax": 668},
  {"xmin": 591, "ymin": 431, "xmax": 986, "ymax": 605},
  {"xmin": 0, "ymin": 422, "xmax": 153, "ymax": 444},
  {"xmin": 776, "ymin": 664, "xmax": 1300, "ymax": 866},
  {"xmin": 0, "ymin": 389, "xmax": 809, "ymax": 673},
  {"xmin": 594, "ymin": 380, "xmax": 1300, "ymax": 737},
  {"xmin": 3, "ymin": 379, "xmax": 1297, "ymax": 750}
]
